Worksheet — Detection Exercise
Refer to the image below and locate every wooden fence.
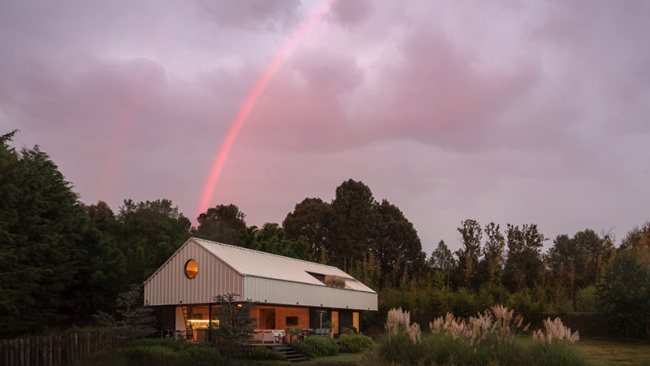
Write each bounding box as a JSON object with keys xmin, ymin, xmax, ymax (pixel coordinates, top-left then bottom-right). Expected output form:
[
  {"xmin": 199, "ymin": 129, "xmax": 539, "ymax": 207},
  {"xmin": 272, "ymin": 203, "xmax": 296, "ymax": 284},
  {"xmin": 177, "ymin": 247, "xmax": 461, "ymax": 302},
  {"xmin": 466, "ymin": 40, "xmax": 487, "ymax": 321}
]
[{"xmin": 1, "ymin": 329, "xmax": 116, "ymax": 366}]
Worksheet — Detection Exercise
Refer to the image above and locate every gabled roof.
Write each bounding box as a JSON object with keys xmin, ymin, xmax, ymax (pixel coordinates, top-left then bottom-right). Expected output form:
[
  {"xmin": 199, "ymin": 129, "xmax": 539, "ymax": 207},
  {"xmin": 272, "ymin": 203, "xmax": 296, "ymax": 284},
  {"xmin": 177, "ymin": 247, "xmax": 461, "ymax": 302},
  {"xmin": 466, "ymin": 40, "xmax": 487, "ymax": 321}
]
[{"xmin": 191, "ymin": 237, "xmax": 375, "ymax": 293}]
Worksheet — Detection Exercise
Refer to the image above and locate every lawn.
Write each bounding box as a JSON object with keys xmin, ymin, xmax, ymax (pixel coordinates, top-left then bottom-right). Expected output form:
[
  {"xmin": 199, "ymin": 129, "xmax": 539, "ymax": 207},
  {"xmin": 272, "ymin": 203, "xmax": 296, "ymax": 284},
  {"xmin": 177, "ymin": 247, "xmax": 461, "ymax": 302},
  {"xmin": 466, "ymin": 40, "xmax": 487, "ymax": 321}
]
[{"xmin": 576, "ymin": 338, "xmax": 650, "ymax": 366}]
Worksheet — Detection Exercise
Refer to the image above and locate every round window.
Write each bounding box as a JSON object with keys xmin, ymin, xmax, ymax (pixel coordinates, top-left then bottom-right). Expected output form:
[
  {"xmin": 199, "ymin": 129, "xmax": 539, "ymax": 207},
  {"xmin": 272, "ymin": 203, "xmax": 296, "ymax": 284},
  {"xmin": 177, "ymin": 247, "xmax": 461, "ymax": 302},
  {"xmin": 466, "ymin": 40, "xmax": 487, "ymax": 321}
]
[{"xmin": 185, "ymin": 259, "xmax": 198, "ymax": 279}]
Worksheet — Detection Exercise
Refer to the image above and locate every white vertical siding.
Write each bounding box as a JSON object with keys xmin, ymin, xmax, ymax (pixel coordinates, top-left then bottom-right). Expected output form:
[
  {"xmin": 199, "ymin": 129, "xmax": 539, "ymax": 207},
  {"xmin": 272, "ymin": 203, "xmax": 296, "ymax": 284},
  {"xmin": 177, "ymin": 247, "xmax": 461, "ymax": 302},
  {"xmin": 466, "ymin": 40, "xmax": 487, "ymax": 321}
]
[
  {"xmin": 144, "ymin": 240, "xmax": 244, "ymax": 306},
  {"xmin": 243, "ymin": 276, "xmax": 378, "ymax": 311}
]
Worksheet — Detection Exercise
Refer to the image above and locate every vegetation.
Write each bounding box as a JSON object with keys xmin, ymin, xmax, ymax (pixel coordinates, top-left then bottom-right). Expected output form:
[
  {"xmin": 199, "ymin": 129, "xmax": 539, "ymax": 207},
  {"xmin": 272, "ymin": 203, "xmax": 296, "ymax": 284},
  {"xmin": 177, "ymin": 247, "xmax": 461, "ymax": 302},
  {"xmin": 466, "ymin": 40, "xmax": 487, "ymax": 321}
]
[
  {"xmin": 338, "ymin": 332, "xmax": 374, "ymax": 353},
  {"xmin": 2, "ymin": 130, "xmax": 650, "ymax": 347},
  {"xmin": 73, "ymin": 338, "xmax": 235, "ymax": 366},
  {"xmin": 209, "ymin": 293, "xmax": 257, "ymax": 357},
  {"xmin": 291, "ymin": 336, "xmax": 339, "ymax": 358},
  {"xmin": 93, "ymin": 284, "xmax": 156, "ymax": 342},
  {"xmin": 362, "ymin": 307, "xmax": 586, "ymax": 366}
]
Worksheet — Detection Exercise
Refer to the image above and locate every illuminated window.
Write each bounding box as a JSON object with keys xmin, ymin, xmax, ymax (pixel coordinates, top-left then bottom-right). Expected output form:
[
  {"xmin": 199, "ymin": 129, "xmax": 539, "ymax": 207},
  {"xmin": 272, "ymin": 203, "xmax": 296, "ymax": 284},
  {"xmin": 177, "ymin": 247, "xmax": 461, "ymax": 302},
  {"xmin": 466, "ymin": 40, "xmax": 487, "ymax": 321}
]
[{"xmin": 185, "ymin": 259, "xmax": 198, "ymax": 279}]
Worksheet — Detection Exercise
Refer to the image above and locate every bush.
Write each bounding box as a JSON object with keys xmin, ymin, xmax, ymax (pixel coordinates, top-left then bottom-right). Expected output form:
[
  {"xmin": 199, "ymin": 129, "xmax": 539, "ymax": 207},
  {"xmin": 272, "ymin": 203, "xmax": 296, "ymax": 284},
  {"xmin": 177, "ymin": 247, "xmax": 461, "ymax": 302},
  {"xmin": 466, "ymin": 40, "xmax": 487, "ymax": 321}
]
[
  {"xmin": 338, "ymin": 333, "xmax": 374, "ymax": 353},
  {"xmin": 120, "ymin": 339, "xmax": 223, "ymax": 366},
  {"xmin": 292, "ymin": 336, "xmax": 338, "ymax": 358},
  {"xmin": 533, "ymin": 341, "xmax": 588, "ymax": 366},
  {"xmin": 245, "ymin": 346, "xmax": 285, "ymax": 360},
  {"xmin": 575, "ymin": 285, "xmax": 598, "ymax": 312}
]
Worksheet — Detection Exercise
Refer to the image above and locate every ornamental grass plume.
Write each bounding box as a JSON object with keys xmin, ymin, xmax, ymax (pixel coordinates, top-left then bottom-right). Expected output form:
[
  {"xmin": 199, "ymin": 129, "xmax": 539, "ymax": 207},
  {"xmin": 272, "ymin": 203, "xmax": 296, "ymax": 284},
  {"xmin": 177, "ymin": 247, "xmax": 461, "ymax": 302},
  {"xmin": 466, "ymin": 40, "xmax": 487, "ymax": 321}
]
[
  {"xmin": 533, "ymin": 317, "xmax": 580, "ymax": 345},
  {"xmin": 385, "ymin": 307, "xmax": 421, "ymax": 344},
  {"xmin": 429, "ymin": 305, "xmax": 530, "ymax": 349}
]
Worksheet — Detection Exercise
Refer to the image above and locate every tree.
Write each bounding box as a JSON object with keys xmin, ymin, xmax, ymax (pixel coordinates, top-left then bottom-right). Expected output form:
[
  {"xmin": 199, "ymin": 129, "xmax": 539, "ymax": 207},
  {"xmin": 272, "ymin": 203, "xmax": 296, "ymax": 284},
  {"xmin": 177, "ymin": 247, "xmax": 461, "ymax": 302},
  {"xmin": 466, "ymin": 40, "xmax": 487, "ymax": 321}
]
[
  {"xmin": 0, "ymin": 132, "xmax": 98, "ymax": 336},
  {"xmin": 210, "ymin": 293, "xmax": 257, "ymax": 357},
  {"xmin": 375, "ymin": 200, "xmax": 425, "ymax": 288},
  {"xmin": 329, "ymin": 179, "xmax": 379, "ymax": 271},
  {"xmin": 428, "ymin": 240, "xmax": 455, "ymax": 288},
  {"xmin": 93, "ymin": 284, "xmax": 156, "ymax": 342},
  {"xmin": 193, "ymin": 204, "xmax": 247, "ymax": 245},
  {"xmin": 483, "ymin": 222, "xmax": 505, "ymax": 285},
  {"xmin": 283, "ymin": 198, "xmax": 332, "ymax": 260},
  {"xmin": 597, "ymin": 249, "xmax": 650, "ymax": 338},
  {"xmin": 251, "ymin": 223, "xmax": 311, "ymax": 261},
  {"xmin": 455, "ymin": 219, "xmax": 483, "ymax": 288},
  {"xmin": 111, "ymin": 199, "xmax": 191, "ymax": 285},
  {"xmin": 85, "ymin": 201, "xmax": 115, "ymax": 232},
  {"xmin": 503, "ymin": 224, "xmax": 545, "ymax": 292}
]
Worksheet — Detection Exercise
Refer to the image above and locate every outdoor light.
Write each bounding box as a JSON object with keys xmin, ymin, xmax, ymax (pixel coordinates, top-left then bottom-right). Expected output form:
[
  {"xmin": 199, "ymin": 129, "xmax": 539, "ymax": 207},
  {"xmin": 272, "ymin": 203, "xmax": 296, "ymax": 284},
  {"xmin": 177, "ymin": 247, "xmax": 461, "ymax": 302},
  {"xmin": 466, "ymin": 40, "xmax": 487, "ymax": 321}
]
[{"xmin": 236, "ymin": 303, "xmax": 243, "ymax": 309}]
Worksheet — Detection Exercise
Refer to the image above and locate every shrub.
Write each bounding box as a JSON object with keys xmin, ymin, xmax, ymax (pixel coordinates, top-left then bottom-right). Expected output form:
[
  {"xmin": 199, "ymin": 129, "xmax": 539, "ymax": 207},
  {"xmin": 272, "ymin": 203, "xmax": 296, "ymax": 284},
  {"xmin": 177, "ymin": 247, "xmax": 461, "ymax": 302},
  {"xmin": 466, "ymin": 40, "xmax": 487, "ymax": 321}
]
[
  {"xmin": 292, "ymin": 336, "xmax": 338, "ymax": 358},
  {"xmin": 121, "ymin": 339, "xmax": 223, "ymax": 366},
  {"xmin": 338, "ymin": 333, "xmax": 374, "ymax": 353},
  {"xmin": 245, "ymin": 346, "xmax": 285, "ymax": 360},
  {"xmin": 533, "ymin": 340, "xmax": 587, "ymax": 366},
  {"xmin": 575, "ymin": 285, "xmax": 598, "ymax": 312}
]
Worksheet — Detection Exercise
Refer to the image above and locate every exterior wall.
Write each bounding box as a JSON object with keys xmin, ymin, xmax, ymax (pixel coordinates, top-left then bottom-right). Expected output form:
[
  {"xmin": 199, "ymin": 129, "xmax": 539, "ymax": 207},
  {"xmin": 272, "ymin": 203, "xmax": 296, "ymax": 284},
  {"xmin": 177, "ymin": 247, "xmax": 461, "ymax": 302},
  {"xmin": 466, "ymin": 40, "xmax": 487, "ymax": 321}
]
[
  {"xmin": 145, "ymin": 241, "xmax": 245, "ymax": 306},
  {"xmin": 251, "ymin": 305, "xmax": 310, "ymax": 330},
  {"xmin": 243, "ymin": 276, "xmax": 378, "ymax": 311}
]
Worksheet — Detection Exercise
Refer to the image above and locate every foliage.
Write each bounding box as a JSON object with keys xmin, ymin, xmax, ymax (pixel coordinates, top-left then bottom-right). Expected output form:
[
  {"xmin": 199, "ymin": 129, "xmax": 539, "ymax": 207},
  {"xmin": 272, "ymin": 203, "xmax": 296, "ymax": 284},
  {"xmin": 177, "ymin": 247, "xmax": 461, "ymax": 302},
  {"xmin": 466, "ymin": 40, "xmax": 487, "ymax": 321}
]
[
  {"xmin": 284, "ymin": 327, "xmax": 302, "ymax": 336},
  {"xmin": 247, "ymin": 223, "xmax": 311, "ymax": 260},
  {"xmin": 245, "ymin": 346, "xmax": 285, "ymax": 360},
  {"xmin": 209, "ymin": 293, "xmax": 257, "ymax": 357},
  {"xmin": 283, "ymin": 197, "xmax": 333, "ymax": 260},
  {"xmin": 192, "ymin": 204, "xmax": 247, "ymax": 245},
  {"xmin": 93, "ymin": 284, "xmax": 156, "ymax": 342},
  {"xmin": 596, "ymin": 249, "xmax": 650, "ymax": 339},
  {"xmin": 110, "ymin": 199, "xmax": 191, "ymax": 286},
  {"xmin": 575, "ymin": 285, "xmax": 598, "ymax": 312},
  {"xmin": 0, "ymin": 131, "xmax": 120, "ymax": 337},
  {"xmin": 503, "ymin": 224, "xmax": 545, "ymax": 292},
  {"xmin": 292, "ymin": 336, "xmax": 339, "ymax": 358},
  {"xmin": 532, "ymin": 340, "xmax": 588, "ymax": 366},
  {"xmin": 362, "ymin": 305, "xmax": 588, "ymax": 366},
  {"xmin": 75, "ymin": 338, "xmax": 227, "ymax": 366},
  {"xmin": 375, "ymin": 199, "xmax": 426, "ymax": 288},
  {"xmin": 338, "ymin": 333, "xmax": 375, "ymax": 353},
  {"xmin": 456, "ymin": 219, "xmax": 483, "ymax": 288}
]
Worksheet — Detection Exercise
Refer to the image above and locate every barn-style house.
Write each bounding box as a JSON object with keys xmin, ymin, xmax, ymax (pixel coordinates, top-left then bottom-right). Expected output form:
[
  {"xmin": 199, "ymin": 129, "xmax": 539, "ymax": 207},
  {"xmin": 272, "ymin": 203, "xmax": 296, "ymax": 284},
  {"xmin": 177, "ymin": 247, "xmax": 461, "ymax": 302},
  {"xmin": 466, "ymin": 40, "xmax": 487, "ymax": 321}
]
[{"xmin": 144, "ymin": 237, "xmax": 378, "ymax": 342}]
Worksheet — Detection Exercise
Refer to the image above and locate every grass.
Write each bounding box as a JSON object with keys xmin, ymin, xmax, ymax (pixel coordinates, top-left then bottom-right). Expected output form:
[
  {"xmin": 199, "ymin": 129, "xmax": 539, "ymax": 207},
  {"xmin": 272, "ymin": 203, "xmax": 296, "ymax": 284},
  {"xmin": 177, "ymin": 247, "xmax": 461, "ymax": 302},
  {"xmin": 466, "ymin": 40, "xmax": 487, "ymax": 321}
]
[{"xmin": 575, "ymin": 338, "xmax": 650, "ymax": 366}]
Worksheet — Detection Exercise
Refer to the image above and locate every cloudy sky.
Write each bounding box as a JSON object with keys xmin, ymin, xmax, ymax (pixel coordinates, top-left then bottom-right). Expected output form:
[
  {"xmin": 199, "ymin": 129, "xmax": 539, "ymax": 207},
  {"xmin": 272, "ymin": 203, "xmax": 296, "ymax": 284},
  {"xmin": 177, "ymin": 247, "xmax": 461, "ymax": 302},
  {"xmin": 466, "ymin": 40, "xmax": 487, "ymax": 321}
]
[{"xmin": 1, "ymin": 0, "xmax": 648, "ymax": 254}]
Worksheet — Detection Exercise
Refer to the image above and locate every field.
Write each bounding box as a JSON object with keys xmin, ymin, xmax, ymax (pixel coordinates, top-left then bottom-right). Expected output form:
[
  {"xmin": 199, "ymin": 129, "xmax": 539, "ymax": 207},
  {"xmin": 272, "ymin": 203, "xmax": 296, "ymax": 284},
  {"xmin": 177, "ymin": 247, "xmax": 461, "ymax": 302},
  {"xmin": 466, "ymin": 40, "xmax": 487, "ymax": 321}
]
[{"xmin": 577, "ymin": 338, "xmax": 650, "ymax": 366}]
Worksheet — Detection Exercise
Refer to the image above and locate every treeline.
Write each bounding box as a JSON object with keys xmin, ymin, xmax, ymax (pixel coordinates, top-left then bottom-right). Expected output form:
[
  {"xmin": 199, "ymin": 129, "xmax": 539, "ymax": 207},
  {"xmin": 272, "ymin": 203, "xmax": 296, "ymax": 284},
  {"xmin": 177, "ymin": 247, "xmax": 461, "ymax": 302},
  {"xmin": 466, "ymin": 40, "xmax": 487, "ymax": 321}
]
[{"xmin": 2, "ymin": 130, "xmax": 649, "ymax": 339}]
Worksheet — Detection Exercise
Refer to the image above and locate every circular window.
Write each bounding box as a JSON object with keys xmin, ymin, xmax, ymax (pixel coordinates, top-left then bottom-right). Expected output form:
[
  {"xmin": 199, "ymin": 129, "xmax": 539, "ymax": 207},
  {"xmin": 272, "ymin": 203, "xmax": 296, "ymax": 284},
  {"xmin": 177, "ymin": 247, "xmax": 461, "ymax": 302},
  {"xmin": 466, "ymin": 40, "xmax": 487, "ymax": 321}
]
[{"xmin": 185, "ymin": 259, "xmax": 198, "ymax": 279}]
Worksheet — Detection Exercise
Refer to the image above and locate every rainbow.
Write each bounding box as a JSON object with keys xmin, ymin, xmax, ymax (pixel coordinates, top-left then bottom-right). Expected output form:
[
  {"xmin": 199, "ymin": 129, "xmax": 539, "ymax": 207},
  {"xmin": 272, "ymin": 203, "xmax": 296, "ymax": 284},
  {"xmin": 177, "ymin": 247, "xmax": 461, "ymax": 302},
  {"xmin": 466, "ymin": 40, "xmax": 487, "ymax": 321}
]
[{"xmin": 196, "ymin": 0, "xmax": 335, "ymax": 219}]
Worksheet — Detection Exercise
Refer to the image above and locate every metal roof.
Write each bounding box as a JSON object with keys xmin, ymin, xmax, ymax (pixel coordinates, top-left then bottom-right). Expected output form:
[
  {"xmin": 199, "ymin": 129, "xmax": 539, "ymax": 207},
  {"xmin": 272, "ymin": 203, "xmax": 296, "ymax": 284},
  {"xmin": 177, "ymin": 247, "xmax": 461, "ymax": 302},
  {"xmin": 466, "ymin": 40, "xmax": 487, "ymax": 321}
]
[{"xmin": 191, "ymin": 237, "xmax": 376, "ymax": 294}]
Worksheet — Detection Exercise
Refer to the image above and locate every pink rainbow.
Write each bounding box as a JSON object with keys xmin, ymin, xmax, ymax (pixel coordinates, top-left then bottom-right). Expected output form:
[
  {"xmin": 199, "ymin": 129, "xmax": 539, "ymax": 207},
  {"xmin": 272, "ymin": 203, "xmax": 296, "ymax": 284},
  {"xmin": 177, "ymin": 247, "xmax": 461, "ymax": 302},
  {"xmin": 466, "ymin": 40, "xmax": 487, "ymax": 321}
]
[{"xmin": 196, "ymin": 0, "xmax": 335, "ymax": 219}]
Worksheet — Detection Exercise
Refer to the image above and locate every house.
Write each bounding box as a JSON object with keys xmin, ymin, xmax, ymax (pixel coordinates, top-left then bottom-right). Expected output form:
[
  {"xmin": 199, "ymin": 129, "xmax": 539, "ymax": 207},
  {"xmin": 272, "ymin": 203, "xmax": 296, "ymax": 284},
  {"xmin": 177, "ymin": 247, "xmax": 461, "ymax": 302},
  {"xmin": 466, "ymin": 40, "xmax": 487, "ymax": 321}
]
[{"xmin": 144, "ymin": 237, "xmax": 378, "ymax": 341}]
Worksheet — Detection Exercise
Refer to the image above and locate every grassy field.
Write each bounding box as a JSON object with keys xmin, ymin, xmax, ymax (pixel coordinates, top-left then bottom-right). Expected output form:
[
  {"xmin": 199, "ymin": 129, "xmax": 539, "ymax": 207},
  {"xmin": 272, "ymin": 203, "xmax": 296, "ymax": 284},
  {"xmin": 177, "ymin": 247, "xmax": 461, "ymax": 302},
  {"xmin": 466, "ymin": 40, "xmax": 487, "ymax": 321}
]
[{"xmin": 576, "ymin": 338, "xmax": 650, "ymax": 366}]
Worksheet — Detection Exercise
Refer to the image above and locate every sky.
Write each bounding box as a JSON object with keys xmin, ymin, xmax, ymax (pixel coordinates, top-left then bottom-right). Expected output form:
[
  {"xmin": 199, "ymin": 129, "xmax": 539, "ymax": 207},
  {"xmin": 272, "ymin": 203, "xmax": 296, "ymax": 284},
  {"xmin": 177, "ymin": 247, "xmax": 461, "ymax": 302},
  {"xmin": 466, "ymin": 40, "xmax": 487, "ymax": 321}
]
[{"xmin": 1, "ymin": 0, "xmax": 649, "ymax": 255}]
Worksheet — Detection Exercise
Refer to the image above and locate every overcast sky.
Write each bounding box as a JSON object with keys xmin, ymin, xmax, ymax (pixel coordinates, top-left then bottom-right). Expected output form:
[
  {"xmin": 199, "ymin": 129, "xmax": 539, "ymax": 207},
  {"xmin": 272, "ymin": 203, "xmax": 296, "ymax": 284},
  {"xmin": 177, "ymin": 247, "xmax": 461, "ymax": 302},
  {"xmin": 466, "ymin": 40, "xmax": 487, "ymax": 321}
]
[{"xmin": 1, "ymin": 0, "xmax": 648, "ymax": 255}]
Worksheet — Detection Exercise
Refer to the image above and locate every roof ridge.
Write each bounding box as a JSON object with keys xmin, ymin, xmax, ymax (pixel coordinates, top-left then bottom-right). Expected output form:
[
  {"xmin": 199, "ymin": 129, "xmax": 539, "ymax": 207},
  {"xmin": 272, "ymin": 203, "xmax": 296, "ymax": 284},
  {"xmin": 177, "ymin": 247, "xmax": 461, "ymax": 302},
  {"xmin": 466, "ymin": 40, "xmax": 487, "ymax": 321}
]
[{"xmin": 190, "ymin": 236, "xmax": 346, "ymax": 274}]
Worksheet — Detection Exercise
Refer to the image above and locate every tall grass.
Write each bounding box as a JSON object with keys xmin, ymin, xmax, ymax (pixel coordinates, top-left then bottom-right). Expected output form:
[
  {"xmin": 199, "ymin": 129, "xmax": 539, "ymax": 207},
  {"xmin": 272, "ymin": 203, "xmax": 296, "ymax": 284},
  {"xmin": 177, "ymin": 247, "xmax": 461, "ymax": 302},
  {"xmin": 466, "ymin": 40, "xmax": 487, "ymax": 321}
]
[{"xmin": 361, "ymin": 305, "xmax": 587, "ymax": 366}]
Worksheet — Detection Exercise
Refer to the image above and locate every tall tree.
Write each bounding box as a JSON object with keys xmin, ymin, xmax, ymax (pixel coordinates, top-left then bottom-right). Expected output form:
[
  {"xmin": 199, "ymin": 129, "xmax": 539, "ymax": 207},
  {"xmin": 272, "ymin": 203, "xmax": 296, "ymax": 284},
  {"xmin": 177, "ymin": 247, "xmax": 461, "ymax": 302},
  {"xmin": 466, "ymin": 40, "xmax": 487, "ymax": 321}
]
[
  {"xmin": 503, "ymin": 224, "xmax": 545, "ymax": 292},
  {"xmin": 483, "ymin": 222, "xmax": 505, "ymax": 285},
  {"xmin": 329, "ymin": 179, "xmax": 379, "ymax": 271},
  {"xmin": 251, "ymin": 223, "xmax": 311, "ymax": 261},
  {"xmin": 111, "ymin": 199, "xmax": 191, "ymax": 285},
  {"xmin": 455, "ymin": 219, "xmax": 483, "ymax": 288},
  {"xmin": 597, "ymin": 249, "xmax": 650, "ymax": 339},
  {"xmin": 428, "ymin": 240, "xmax": 455, "ymax": 288},
  {"xmin": 283, "ymin": 198, "xmax": 332, "ymax": 260},
  {"xmin": 0, "ymin": 132, "xmax": 97, "ymax": 336},
  {"xmin": 375, "ymin": 200, "xmax": 425, "ymax": 288},
  {"xmin": 193, "ymin": 204, "xmax": 246, "ymax": 245}
]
